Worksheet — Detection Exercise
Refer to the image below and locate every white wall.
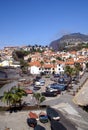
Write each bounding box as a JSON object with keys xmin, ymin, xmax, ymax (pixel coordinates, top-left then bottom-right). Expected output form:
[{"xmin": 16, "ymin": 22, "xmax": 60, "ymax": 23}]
[{"xmin": 30, "ymin": 66, "xmax": 40, "ymax": 74}]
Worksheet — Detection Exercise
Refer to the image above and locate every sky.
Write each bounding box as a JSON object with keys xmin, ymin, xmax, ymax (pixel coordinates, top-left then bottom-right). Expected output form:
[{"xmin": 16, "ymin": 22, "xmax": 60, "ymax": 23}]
[{"xmin": 0, "ymin": 0, "xmax": 88, "ymax": 49}]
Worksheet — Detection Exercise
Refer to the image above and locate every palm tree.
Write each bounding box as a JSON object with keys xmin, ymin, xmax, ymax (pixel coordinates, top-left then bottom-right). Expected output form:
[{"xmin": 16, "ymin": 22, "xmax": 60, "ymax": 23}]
[
  {"xmin": 2, "ymin": 91, "xmax": 13, "ymax": 106},
  {"xmin": 74, "ymin": 63, "xmax": 82, "ymax": 79},
  {"xmin": 52, "ymin": 60, "xmax": 56, "ymax": 74},
  {"xmin": 40, "ymin": 61, "xmax": 44, "ymax": 67},
  {"xmin": 33, "ymin": 92, "xmax": 45, "ymax": 109},
  {"xmin": 65, "ymin": 65, "xmax": 75, "ymax": 88},
  {"xmin": 2, "ymin": 86, "xmax": 26, "ymax": 108},
  {"xmin": 86, "ymin": 62, "xmax": 88, "ymax": 72},
  {"xmin": 20, "ymin": 59, "xmax": 29, "ymax": 74},
  {"xmin": 11, "ymin": 86, "xmax": 26, "ymax": 106},
  {"xmin": 40, "ymin": 61, "xmax": 44, "ymax": 75},
  {"xmin": 65, "ymin": 65, "xmax": 75, "ymax": 77}
]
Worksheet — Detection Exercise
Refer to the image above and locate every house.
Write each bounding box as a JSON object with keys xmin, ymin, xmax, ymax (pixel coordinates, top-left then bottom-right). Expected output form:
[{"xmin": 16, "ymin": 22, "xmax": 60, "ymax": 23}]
[
  {"xmin": 56, "ymin": 61, "xmax": 65, "ymax": 74},
  {"xmin": 0, "ymin": 60, "xmax": 10, "ymax": 67},
  {"xmin": 29, "ymin": 61, "xmax": 41, "ymax": 74}
]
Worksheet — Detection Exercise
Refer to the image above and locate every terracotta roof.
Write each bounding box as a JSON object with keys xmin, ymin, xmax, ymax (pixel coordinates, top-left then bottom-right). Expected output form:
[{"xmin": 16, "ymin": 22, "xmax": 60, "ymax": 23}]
[
  {"xmin": 29, "ymin": 61, "xmax": 41, "ymax": 67},
  {"xmin": 65, "ymin": 61, "xmax": 74, "ymax": 65},
  {"xmin": 56, "ymin": 60, "xmax": 64, "ymax": 64},
  {"xmin": 75, "ymin": 59, "xmax": 85, "ymax": 63},
  {"xmin": 44, "ymin": 64, "xmax": 55, "ymax": 68},
  {"xmin": 70, "ymin": 51, "xmax": 77, "ymax": 55},
  {"xmin": 67, "ymin": 58, "xmax": 74, "ymax": 62}
]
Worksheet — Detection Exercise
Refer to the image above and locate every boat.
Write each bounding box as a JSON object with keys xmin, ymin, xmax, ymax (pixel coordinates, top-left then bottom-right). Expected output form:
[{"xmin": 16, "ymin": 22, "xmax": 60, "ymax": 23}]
[
  {"xmin": 39, "ymin": 111, "xmax": 48, "ymax": 123},
  {"xmin": 46, "ymin": 106, "xmax": 60, "ymax": 121},
  {"xmin": 29, "ymin": 111, "xmax": 38, "ymax": 120},
  {"xmin": 27, "ymin": 118, "xmax": 37, "ymax": 128}
]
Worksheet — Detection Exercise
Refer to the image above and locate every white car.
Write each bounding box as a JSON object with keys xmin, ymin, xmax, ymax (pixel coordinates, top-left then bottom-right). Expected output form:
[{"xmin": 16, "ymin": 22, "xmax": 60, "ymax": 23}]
[
  {"xmin": 35, "ymin": 79, "xmax": 45, "ymax": 86},
  {"xmin": 46, "ymin": 87, "xmax": 58, "ymax": 92}
]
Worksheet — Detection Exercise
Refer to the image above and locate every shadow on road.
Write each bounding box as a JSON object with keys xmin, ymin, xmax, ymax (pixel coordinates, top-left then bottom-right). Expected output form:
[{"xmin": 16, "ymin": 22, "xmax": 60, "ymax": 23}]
[
  {"xmin": 34, "ymin": 124, "xmax": 46, "ymax": 130},
  {"xmin": 51, "ymin": 119, "xmax": 67, "ymax": 130}
]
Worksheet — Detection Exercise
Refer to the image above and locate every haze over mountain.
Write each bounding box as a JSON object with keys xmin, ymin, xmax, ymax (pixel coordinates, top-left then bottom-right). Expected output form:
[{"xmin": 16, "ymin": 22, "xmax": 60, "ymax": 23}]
[{"xmin": 49, "ymin": 33, "xmax": 88, "ymax": 51}]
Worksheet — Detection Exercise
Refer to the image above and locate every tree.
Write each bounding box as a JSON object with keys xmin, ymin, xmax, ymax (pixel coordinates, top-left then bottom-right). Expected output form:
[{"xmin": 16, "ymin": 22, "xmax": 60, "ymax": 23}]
[
  {"xmin": 28, "ymin": 57, "xmax": 31, "ymax": 62},
  {"xmin": 40, "ymin": 61, "xmax": 44, "ymax": 67},
  {"xmin": 56, "ymin": 56, "xmax": 63, "ymax": 61},
  {"xmin": 40, "ymin": 61, "xmax": 44, "ymax": 75},
  {"xmin": 74, "ymin": 63, "xmax": 82, "ymax": 77},
  {"xmin": 2, "ymin": 91, "xmax": 13, "ymax": 106},
  {"xmin": 52, "ymin": 60, "xmax": 56, "ymax": 74},
  {"xmin": 65, "ymin": 65, "xmax": 75, "ymax": 86},
  {"xmin": 65, "ymin": 66, "xmax": 75, "ymax": 77},
  {"xmin": 33, "ymin": 92, "xmax": 45, "ymax": 109},
  {"xmin": 86, "ymin": 62, "xmax": 88, "ymax": 71},
  {"xmin": 2, "ymin": 86, "xmax": 26, "ymax": 108},
  {"xmin": 20, "ymin": 59, "xmax": 29, "ymax": 74}
]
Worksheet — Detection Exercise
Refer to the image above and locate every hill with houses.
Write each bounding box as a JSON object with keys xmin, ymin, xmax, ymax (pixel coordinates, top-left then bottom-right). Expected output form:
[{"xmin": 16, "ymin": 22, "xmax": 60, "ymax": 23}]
[
  {"xmin": 50, "ymin": 33, "xmax": 88, "ymax": 51},
  {"xmin": 0, "ymin": 45, "xmax": 88, "ymax": 76}
]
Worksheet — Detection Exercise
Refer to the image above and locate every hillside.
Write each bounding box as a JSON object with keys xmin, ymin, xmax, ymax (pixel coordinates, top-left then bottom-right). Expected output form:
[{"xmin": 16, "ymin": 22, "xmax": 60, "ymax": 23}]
[{"xmin": 49, "ymin": 33, "xmax": 88, "ymax": 51}]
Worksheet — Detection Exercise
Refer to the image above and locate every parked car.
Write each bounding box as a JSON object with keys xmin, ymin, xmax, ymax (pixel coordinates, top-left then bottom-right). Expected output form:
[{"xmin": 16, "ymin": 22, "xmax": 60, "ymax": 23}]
[
  {"xmin": 53, "ymin": 74, "xmax": 60, "ymax": 78},
  {"xmin": 35, "ymin": 81, "xmax": 41, "ymax": 86},
  {"xmin": 41, "ymin": 91, "xmax": 58, "ymax": 97},
  {"xmin": 24, "ymin": 89, "xmax": 33, "ymax": 94},
  {"xmin": 39, "ymin": 79, "xmax": 45, "ymax": 86},
  {"xmin": 33, "ymin": 86, "xmax": 41, "ymax": 90},
  {"xmin": 46, "ymin": 87, "xmax": 61, "ymax": 94},
  {"xmin": 48, "ymin": 83, "xmax": 67, "ymax": 91},
  {"xmin": 58, "ymin": 77, "xmax": 65, "ymax": 84},
  {"xmin": 35, "ymin": 79, "xmax": 45, "ymax": 86},
  {"xmin": 46, "ymin": 106, "xmax": 60, "ymax": 121}
]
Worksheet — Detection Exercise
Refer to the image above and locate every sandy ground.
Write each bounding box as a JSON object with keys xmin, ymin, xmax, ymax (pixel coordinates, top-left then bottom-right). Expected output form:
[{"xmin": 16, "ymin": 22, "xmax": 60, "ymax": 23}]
[{"xmin": 0, "ymin": 110, "xmax": 51, "ymax": 130}]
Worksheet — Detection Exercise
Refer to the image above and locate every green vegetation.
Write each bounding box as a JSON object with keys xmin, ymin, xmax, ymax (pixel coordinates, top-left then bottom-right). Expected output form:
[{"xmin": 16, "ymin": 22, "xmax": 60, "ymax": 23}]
[
  {"xmin": 2, "ymin": 86, "xmax": 26, "ymax": 108},
  {"xmin": 74, "ymin": 63, "xmax": 82, "ymax": 75},
  {"xmin": 86, "ymin": 62, "xmax": 88, "ymax": 71},
  {"xmin": 20, "ymin": 59, "xmax": 29, "ymax": 74},
  {"xmin": 56, "ymin": 56, "xmax": 63, "ymax": 61},
  {"xmin": 33, "ymin": 92, "xmax": 45, "ymax": 108},
  {"xmin": 65, "ymin": 65, "xmax": 75, "ymax": 77}
]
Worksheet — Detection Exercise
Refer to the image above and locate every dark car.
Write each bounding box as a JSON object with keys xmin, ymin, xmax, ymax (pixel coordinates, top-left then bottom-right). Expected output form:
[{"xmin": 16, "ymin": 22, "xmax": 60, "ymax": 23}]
[
  {"xmin": 41, "ymin": 91, "xmax": 58, "ymax": 97},
  {"xmin": 53, "ymin": 74, "xmax": 60, "ymax": 78},
  {"xmin": 48, "ymin": 83, "xmax": 67, "ymax": 91},
  {"xmin": 33, "ymin": 86, "xmax": 41, "ymax": 90},
  {"xmin": 46, "ymin": 107, "xmax": 60, "ymax": 121},
  {"xmin": 58, "ymin": 78, "xmax": 65, "ymax": 84}
]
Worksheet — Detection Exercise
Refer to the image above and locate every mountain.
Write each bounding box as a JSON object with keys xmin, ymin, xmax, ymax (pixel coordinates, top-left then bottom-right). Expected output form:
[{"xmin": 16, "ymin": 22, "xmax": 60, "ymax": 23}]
[{"xmin": 49, "ymin": 33, "xmax": 88, "ymax": 51}]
